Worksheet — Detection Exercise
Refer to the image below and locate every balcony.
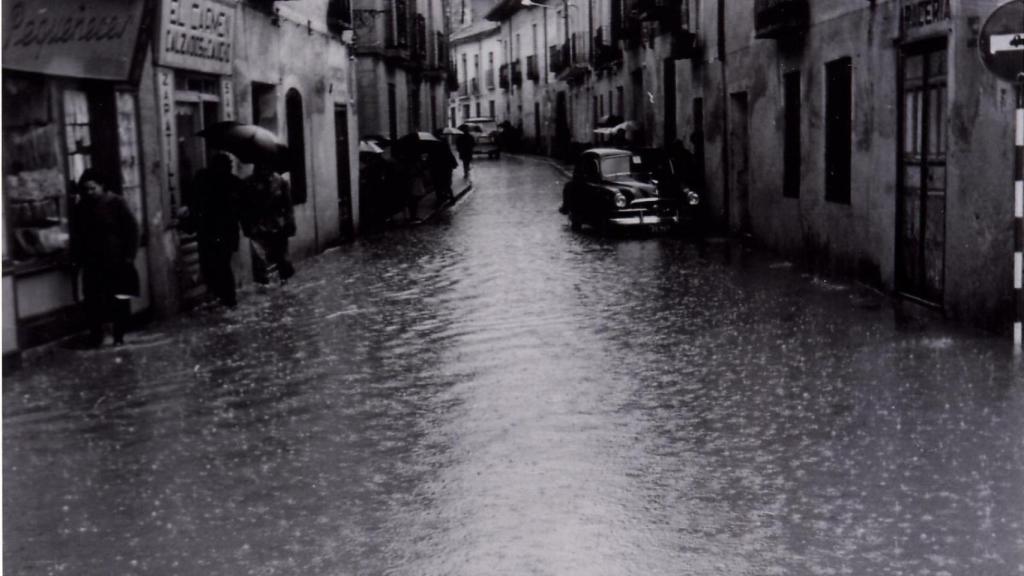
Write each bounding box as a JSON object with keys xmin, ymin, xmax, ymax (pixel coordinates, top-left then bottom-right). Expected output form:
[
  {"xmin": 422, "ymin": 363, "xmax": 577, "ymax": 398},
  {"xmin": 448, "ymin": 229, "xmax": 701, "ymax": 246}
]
[
  {"xmin": 670, "ymin": 30, "xmax": 699, "ymax": 59},
  {"xmin": 633, "ymin": 0, "xmax": 667, "ymax": 22},
  {"xmin": 470, "ymin": 77, "xmax": 480, "ymax": 95},
  {"xmin": 624, "ymin": 15, "xmax": 643, "ymax": 49},
  {"xmin": 458, "ymin": 82, "xmax": 469, "ymax": 98},
  {"xmin": 549, "ymin": 43, "xmax": 569, "ymax": 74},
  {"xmin": 526, "ymin": 55, "xmax": 539, "ymax": 81},
  {"xmin": 511, "ymin": 60, "xmax": 523, "ymax": 86},
  {"xmin": 754, "ymin": 0, "xmax": 809, "ymax": 39},
  {"xmin": 486, "ymin": 67, "xmax": 495, "ymax": 89},
  {"xmin": 499, "ymin": 63, "xmax": 510, "ymax": 90},
  {"xmin": 592, "ymin": 27, "xmax": 622, "ymax": 68},
  {"xmin": 326, "ymin": 0, "xmax": 352, "ymax": 34}
]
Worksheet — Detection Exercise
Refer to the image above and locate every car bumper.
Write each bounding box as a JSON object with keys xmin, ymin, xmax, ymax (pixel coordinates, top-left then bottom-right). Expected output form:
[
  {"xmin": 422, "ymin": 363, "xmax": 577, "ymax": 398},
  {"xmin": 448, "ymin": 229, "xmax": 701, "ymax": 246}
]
[{"xmin": 607, "ymin": 212, "xmax": 679, "ymax": 227}]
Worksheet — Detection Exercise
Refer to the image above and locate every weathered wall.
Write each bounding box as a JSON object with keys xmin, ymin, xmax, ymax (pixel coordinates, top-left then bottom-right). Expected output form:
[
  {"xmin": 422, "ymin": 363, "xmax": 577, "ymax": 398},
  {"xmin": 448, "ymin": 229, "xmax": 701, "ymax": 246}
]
[{"xmin": 234, "ymin": 3, "xmax": 357, "ymax": 255}]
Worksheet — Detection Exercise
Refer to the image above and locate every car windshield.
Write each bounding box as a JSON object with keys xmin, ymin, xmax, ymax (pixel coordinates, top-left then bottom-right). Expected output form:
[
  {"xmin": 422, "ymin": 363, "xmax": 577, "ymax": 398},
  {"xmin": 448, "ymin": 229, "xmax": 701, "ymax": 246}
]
[{"xmin": 601, "ymin": 155, "xmax": 632, "ymax": 177}]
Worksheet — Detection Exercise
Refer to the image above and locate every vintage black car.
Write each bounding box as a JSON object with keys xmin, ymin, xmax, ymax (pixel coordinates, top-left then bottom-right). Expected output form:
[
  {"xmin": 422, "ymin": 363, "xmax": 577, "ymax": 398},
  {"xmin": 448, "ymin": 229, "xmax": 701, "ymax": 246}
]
[{"xmin": 561, "ymin": 148, "xmax": 688, "ymax": 232}]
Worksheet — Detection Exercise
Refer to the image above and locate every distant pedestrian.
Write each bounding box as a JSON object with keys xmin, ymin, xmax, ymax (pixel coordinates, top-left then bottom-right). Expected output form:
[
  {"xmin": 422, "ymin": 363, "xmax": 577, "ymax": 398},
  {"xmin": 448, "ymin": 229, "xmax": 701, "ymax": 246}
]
[
  {"xmin": 240, "ymin": 163, "xmax": 296, "ymax": 285},
  {"xmin": 70, "ymin": 169, "xmax": 140, "ymax": 346},
  {"xmin": 429, "ymin": 132, "xmax": 458, "ymax": 203},
  {"xmin": 191, "ymin": 152, "xmax": 242, "ymax": 306},
  {"xmin": 456, "ymin": 129, "xmax": 475, "ymax": 179}
]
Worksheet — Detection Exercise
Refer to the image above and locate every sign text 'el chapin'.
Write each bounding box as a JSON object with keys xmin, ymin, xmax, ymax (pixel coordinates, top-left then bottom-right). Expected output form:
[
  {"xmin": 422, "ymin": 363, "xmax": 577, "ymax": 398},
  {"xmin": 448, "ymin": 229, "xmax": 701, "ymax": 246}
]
[{"xmin": 156, "ymin": 0, "xmax": 235, "ymax": 75}]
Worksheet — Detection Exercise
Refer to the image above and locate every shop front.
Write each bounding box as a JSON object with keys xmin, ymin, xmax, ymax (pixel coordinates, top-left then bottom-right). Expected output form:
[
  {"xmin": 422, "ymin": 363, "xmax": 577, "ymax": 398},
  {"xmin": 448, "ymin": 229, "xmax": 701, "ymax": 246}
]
[
  {"xmin": 2, "ymin": 0, "xmax": 151, "ymax": 356},
  {"xmin": 152, "ymin": 0, "xmax": 238, "ymax": 308}
]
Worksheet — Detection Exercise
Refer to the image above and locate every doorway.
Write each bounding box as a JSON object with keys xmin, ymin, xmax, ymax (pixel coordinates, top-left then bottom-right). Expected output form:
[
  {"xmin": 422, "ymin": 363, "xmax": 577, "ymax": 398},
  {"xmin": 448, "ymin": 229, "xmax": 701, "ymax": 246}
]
[
  {"xmin": 174, "ymin": 77, "xmax": 221, "ymax": 306},
  {"xmin": 335, "ymin": 104, "xmax": 353, "ymax": 240},
  {"xmin": 897, "ymin": 41, "xmax": 947, "ymax": 304},
  {"xmin": 555, "ymin": 91, "xmax": 568, "ymax": 159},
  {"xmin": 728, "ymin": 91, "xmax": 750, "ymax": 234}
]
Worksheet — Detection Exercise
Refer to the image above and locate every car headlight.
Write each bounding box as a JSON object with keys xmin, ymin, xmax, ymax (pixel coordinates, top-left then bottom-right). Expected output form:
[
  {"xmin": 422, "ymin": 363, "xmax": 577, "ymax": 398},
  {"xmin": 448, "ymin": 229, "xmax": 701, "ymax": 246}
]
[
  {"xmin": 613, "ymin": 190, "xmax": 629, "ymax": 208},
  {"xmin": 685, "ymin": 187, "xmax": 700, "ymax": 206}
]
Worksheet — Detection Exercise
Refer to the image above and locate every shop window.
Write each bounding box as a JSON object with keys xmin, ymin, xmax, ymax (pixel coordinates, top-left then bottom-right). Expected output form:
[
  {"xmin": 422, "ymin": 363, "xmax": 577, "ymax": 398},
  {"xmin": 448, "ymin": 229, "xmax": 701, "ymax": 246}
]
[
  {"xmin": 285, "ymin": 89, "xmax": 308, "ymax": 204},
  {"xmin": 783, "ymin": 70, "xmax": 801, "ymax": 198},
  {"xmin": 825, "ymin": 57, "xmax": 852, "ymax": 204},
  {"xmin": 3, "ymin": 76, "xmax": 69, "ymax": 263}
]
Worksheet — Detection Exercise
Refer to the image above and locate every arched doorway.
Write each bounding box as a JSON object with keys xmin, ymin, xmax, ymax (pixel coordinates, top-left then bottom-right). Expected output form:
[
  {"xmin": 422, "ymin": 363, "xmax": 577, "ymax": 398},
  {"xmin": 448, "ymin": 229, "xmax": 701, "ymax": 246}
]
[{"xmin": 285, "ymin": 88, "xmax": 307, "ymax": 204}]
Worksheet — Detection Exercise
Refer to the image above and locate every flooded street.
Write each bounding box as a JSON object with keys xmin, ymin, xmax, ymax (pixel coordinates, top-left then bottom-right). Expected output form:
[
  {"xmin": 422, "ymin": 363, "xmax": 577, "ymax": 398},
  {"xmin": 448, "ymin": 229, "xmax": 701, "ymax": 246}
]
[{"xmin": 4, "ymin": 156, "xmax": 1024, "ymax": 575}]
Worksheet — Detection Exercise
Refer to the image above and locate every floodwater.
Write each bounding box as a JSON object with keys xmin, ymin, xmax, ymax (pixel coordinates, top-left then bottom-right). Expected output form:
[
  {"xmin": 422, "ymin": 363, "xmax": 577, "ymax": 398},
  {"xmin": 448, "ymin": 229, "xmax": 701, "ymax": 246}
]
[{"xmin": 4, "ymin": 157, "xmax": 1023, "ymax": 575}]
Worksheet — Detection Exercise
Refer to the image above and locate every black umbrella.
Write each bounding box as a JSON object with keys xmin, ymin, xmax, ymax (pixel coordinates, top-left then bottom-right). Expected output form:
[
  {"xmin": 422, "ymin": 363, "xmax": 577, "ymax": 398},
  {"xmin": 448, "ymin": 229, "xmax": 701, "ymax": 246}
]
[{"xmin": 198, "ymin": 121, "xmax": 290, "ymax": 171}]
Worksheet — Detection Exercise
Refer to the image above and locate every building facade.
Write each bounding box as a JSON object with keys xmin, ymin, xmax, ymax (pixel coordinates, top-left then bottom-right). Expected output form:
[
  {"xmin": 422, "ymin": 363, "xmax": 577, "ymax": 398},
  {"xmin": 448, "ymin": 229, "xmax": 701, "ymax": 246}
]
[
  {"xmin": 486, "ymin": 0, "xmax": 1016, "ymax": 332},
  {"xmin": 351, "ymin": 0, "xmax": 450, "ymax": 139},
  {"xmin": 2, "ymin": 0, "xmax": 359, "ymax": 359},
  {"xmin": 449, "ymin": 13, "xmax": 504, "ymax": 126}
]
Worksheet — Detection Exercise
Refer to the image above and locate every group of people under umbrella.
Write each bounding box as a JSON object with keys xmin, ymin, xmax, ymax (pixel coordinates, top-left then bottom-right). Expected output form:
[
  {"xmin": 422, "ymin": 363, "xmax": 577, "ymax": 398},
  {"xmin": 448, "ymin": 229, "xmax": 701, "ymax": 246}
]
[
  {"xmin": 68, "ymin": 121, "xmax": 297, "ymax": 347},
  {"xmin": 360, "ymin": 126, "xmax": 477, "ymax": 225},
  {"xmin": 72, "ymin": 121, "xmax": 478, "ymax": 346}
]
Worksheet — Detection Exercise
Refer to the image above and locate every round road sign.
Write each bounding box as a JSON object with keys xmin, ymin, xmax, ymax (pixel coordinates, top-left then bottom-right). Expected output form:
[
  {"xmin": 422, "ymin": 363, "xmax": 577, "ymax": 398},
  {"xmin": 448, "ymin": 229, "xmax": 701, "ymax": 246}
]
[{"xmin": 979, "ymin": 0, "xmax": 1024, "ymax": 82}]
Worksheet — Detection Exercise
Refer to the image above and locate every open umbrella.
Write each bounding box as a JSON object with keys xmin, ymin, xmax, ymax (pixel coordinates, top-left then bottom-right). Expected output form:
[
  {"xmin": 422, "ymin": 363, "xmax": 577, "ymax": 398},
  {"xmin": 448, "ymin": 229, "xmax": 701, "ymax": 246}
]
[
  {"xmin": 401, "ymin": 131, "xmax": 441, "ymax": 143},
  {"xmin": 362, "ymin": 134, "xmax": 392, "ymax": 147},
  {"xmin": 611, "ymin": 120, "xmax": 638, "ymax": 134},
  {"xmin": 198, "ymin": 121, "xmax": 289, "ymax": 170},
  {"xmin": 359, "ymin": 140, "xmax": 384, "ymax": 154}
]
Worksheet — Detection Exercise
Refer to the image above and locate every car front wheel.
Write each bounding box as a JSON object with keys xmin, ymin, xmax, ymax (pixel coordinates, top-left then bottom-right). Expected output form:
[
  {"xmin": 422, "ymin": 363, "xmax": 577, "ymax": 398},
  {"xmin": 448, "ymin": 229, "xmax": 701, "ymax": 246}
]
[{"xmin": 569, "ymin": 211, "xmax": 582, "ymax": 231}]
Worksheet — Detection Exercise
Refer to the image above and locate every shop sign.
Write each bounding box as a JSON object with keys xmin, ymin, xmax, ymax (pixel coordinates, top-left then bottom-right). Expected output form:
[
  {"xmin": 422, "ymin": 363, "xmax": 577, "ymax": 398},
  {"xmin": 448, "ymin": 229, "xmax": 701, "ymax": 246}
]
[
  {"xmin": 1, "ymin": 0, "xmax": 146, "ymax": 81},
  {"xmin": 156, "ymin": 68, "xmax": 180, "ymax": 212},
  {"xmin": 901, "ymin": 0, "xmax": 951, "ymax": 38},
  {"xmin": 156, "ymin": 0, "xmax": 235, "ymax": 75}
]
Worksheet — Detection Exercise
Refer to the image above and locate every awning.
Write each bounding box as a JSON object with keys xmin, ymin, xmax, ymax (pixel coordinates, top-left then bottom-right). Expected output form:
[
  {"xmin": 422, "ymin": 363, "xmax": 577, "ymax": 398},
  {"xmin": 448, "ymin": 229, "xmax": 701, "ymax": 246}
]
[{"xmin": 2, "ymin": 0, "xmax": 148, "ymax": 81}]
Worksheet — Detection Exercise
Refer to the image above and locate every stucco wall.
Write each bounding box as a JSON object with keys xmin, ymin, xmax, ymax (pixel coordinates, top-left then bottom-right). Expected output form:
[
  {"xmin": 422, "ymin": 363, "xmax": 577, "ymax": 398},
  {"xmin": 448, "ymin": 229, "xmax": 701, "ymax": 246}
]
[{"xmin": 234, "ymin": 4, "xmax": 358, "ymax": 255}]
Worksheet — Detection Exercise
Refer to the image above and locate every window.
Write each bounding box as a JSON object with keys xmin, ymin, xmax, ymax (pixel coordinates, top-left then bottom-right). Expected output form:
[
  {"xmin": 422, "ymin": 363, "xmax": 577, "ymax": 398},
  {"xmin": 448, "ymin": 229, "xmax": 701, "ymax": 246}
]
[
  {"xmin": 3, "ymin": 77, "xmax": 71, "ymax": 263},
  {"xmin": 286, "ymin": 89, "xmax": 307, "ymax": 204},
  {"xmin": 783, "ymin": 71, "xmax": 800, "ymax": 198},
  {"xmin": 251, "ymin": 82, "xmax": 278, "ymax": 132},
  {"xmin": 601, "ymin": 155, "xmax": 631, "ymax": 177},
  {"xmin": 489, "ymin": 100, "xmax": 495, "ymax": 118},
  {"xmin": 825, "ymin": 57, "xmax": 852, "ymax": 204},
  {"xmin": 475, "ymin": 101, "xmax": 481, "ymax": 117}
]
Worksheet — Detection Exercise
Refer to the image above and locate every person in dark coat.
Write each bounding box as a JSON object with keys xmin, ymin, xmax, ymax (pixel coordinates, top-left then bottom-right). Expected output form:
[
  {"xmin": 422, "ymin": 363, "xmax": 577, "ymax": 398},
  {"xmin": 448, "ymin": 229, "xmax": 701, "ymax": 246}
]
[
  {"xmin": 240, "ymin": 163, "xmax": 296, "ymax": 285},
  {"xmin": 455, "ymin": 130, "xmax": 475, "ymax": 179},
  {"xmin": 191, "ymin": 152, "xmax": 241, "ymax": 306},
  {"xmin": 71, "ymin": 169, "xmax": 140, "ymax": 346},
  {"xmin": 428, "ymin": 133, "xmax": 458, "ymax": 203}
]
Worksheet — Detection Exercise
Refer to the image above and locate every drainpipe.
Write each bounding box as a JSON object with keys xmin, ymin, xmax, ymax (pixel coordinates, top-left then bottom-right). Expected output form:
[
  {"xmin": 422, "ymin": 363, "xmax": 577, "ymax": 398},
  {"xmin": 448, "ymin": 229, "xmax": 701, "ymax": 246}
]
[{"xmin": 717, "ymin": 0, "xmax": 729, "ymax": 233}]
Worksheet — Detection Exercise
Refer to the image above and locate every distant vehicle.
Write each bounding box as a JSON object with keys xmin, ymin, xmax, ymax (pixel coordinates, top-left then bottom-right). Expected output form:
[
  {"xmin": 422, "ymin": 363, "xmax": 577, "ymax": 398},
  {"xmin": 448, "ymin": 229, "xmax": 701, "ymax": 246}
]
[
  {"xmin": 561, "ymin": 148, "xmax": 681, "ymax": 232},
  {"xmin": 459, "ymin": 117, "xmax": 501, "ymax": 159}
]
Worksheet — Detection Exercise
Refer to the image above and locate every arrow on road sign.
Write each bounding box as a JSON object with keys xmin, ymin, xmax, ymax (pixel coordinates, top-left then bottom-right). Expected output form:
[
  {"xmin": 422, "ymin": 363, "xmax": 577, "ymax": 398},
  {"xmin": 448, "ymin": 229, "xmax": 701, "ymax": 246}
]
[{"xmin": 991, "ymin": 33, "xmax": 1024, "ymax": 54}]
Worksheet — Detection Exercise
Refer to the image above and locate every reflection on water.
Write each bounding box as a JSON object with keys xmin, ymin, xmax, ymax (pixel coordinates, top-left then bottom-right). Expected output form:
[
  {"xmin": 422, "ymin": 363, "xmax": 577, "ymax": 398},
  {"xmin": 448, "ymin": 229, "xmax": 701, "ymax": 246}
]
[{"xmin": 5, "ymin": 158, "xmax": 1023, "ymax": 575}]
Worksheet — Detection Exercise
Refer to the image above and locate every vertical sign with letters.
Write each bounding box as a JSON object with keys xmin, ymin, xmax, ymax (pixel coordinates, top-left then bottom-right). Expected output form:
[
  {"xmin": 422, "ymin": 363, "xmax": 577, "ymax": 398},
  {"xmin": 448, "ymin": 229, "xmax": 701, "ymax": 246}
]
[{"xmin": 156, "ymin": 68, "xmax": 180, "ymax": 215}]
